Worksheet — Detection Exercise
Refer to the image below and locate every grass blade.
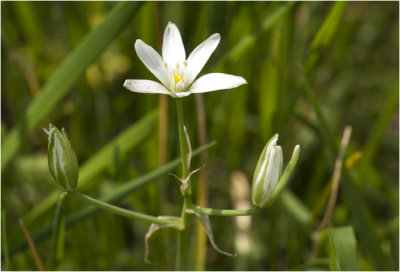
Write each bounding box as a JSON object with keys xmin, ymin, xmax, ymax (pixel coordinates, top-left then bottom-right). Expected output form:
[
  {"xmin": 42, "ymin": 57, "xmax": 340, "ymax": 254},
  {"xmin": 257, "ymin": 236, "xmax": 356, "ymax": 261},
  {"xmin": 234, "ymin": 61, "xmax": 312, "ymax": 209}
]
[
  {"xmin": 342, "ymin": 171, "xmax": 392, "ymax": 270},
  {"xmin": 326, "ymin": 226, "xmax": 358, "ymax": 270},
  {"xmin": 1, "ymin": 2, "xmax": 143, "ymax": 171},
  {"xmin": 363, "ymin": 81, "xmax": 399, "ymax": 161},
  {"xmin": 213, "ymin": 2, "xmax": 295, "ymax": 69},
  {"xmin": 280, "ymin": 190, "xmax": 312, "ymax": 225},
  {"xmin": 49, "ymin": 192, "xmax": 67, "ymax": 268},
  {"xmin": 305, "ymin": 2, "xmax": 348, "ymax": 73}
]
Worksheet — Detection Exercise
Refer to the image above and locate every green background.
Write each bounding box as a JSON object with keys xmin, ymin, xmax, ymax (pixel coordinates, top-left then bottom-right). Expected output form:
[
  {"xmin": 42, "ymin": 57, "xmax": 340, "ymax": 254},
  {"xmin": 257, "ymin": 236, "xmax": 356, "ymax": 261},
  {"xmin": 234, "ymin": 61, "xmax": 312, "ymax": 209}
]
[{"xmin": 1, "ymin": 1, "xmax": 398, "ymax": 270}]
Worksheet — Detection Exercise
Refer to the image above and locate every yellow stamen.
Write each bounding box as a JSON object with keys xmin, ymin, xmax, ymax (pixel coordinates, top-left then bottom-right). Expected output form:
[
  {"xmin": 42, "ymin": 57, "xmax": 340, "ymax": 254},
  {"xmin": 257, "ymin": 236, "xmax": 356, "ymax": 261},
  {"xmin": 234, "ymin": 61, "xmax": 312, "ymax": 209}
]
[{"xmin": 174, "ymin": 75, "xmax": 180, "ymax": 84}]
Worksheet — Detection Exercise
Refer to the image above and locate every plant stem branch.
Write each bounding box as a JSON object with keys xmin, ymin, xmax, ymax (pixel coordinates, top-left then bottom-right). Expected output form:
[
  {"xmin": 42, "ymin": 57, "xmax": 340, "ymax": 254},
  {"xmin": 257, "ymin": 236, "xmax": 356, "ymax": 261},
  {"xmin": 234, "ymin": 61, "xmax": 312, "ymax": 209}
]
[
  {"xmin": 317, "ymin": 126, "xmax": 352, "ymax": 234},
  {"xmin": 176, "ymin": 99, "xmax": 190, "ymax": 181},
  {"xmin": 189, "ymin": 205, "xmax": 260, "ymax": 216},
  {"xmin": 68, "ymin": 190, "xmax": 183, "ymax": 227},
  {"xmin": 312, "ymin": 126, "xmax": 352, "ymax": 257},
  {"xmin": 175, "ymin": 98, "xmax": 191, "ymax": 270}
]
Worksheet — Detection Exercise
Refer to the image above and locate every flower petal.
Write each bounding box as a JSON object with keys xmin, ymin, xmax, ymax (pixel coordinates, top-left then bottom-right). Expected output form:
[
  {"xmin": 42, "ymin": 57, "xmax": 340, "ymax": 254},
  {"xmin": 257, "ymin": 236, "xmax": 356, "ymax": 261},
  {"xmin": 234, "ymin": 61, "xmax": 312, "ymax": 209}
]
[
  {"xmin": 186, "ymin": 33, "xmax": 220, "ymax": 85},
  {"xmin": 162, "ymin": 22, "xmax": 186, "ymax": 67},
  {"xmin": 173, "ymin": 91, "xmax": 192, "ymax": 98},
  {"xmin": 124, "ymin": 80, "xmax": 171, "ymax": 95},
  {"xmin": 188, "ymin": 73, "xmax": 247, "ymax": 94},
  {"xmin": 135, "ymin": 39, "xmax": 169, "ymax": 87}
]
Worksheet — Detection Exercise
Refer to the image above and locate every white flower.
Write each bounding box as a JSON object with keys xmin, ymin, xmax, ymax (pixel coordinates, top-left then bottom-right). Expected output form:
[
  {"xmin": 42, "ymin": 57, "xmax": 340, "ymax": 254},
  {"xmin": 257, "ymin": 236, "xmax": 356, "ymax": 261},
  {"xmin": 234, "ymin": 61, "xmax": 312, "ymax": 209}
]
[
  {"xmin": 251, "ymin": 134, "xmax": 300, "ymax": 209},
  {"xmin": 123, "ymin": 22, "xmax": 247, "ymax": 98}
]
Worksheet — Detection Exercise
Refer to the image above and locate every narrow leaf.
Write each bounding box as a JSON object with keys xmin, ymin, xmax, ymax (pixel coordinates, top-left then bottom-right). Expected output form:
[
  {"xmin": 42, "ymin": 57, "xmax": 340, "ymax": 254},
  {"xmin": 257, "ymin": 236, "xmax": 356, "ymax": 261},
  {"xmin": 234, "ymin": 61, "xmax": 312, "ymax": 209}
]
[
  {"xmin": 213, "ymin": 2, "xmax": 295, "ymax": 68},
  {"xmin": 2, "ymin": 2, "xmax": 143, "ymax": 171},
  {"xmin": 194, "ymin": 213, "xmax": 236, "ymax": 257},
  {"xmin": 305, "ymin": 2, "xmax": 348, "ymax": 73},
  {"xmin": 280, "ymin": 190, "xmax": 311, "ymax": 225},
  {"xmin": 326, "ymin": 226, "xmax": 358, "ymax": 271},
  {"xmin": 50, "ymin": 192, "xmax": 67, "ymax": 268},
  {"xmin": 363, "ymin": 81, "xmax": 399, "ymax": 161}
]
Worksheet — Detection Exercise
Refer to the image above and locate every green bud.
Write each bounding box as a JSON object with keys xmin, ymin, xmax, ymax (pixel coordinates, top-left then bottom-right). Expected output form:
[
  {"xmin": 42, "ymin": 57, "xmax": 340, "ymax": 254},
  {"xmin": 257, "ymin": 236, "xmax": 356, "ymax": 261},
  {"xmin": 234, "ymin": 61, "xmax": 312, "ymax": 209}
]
[
  {"xmin": 251, "ymin": 134, "xmax": 300, "ymax": 209},
  {"xmin": 44, "ymin": 124, "xmax": 79, "ymax": 191}
]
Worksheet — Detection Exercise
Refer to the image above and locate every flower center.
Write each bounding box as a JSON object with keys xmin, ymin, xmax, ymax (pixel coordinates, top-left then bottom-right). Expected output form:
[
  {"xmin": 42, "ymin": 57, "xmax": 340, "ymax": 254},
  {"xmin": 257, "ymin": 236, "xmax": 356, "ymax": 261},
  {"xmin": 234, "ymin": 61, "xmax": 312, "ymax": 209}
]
[
  {"xmin": 164, "ymin": 61, "xmax": 188, "ymax": 92},
  {"xmin": 174, "ymin": 74, "xmax": 183, "ymax": 84}
]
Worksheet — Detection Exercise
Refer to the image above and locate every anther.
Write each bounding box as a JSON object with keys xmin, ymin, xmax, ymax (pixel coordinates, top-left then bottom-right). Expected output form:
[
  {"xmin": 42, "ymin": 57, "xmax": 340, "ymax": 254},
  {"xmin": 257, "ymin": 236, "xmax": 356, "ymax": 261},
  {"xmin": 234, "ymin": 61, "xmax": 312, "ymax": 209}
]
[
  {"xmin": 176, "ymin": 63, "xmax": 180, "ymax": 69},
  {"xmin": 164, "ymin": 62, "xmax": 168, "ymax": 69},
  {"xmin": 184, "ymin": 61, "xmax": 188, "ymax": 67}
]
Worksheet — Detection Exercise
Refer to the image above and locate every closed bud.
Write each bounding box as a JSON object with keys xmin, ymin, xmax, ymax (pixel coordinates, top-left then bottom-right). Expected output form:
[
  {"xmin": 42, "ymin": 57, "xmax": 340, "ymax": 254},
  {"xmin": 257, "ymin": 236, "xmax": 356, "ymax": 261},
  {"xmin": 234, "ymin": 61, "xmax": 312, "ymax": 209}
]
[
  {"xmin": 251, "ymin": 134, "xmax": 300, "ymax": 209},
  {"xmin": 44, "ymin": 124, "xmax": 79, "ymax": 191}
]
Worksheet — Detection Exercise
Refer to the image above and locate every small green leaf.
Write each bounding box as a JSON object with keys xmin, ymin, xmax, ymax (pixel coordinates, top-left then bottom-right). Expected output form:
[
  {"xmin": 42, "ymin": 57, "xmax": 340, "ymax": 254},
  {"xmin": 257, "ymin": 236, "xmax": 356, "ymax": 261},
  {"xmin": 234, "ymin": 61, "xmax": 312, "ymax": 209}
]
[
  {"xmin": 194, "ymin": 213, "xmax": 236, "ymax": 257},
  {"xmin": 305, "ymin": 2, "xmax": 348, "ymax": 73},
  {"xmin": 326, "ymin": 226, "xmax": 358, "ymax": 271}
]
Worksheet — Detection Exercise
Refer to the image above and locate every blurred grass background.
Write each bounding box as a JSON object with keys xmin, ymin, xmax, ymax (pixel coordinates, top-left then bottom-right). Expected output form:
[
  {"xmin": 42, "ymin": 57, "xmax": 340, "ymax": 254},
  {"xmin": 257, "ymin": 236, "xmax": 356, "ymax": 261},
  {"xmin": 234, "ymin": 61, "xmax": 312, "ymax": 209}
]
[{"xmin": 1, "ymin": 1, "xmax": 398, "ymax": 270}]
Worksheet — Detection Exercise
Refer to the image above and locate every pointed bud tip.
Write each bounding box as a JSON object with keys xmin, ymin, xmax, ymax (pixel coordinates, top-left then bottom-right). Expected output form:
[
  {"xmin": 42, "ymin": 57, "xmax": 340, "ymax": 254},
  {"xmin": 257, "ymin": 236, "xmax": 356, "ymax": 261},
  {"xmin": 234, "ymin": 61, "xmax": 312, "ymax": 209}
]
[
  {"xmin": 270, "ymin": 134, "xmax": 279, "ymax": 145},
  {"xmin": 43, "ymin": 124, "xmax": 55, "ymax": 136}
]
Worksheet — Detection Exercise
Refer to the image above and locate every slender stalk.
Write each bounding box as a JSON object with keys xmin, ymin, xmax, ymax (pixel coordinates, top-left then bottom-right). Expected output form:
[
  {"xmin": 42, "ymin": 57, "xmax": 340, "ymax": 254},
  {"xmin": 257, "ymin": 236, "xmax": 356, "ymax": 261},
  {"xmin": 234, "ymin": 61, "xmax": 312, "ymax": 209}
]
[
  {"xmin": 50, "ymin": 192, "xmax": 67, "ymax": 267},
  {"xmin": 154, "ymin": 4, "xmax": 169, "ymax": 267},
  {"xmin": 189, "ymin": 205, "xmax": 260, "ymax": 216},
  {"xmin": 68, "ymin": 190, "xmax": 183, "ymax": 227},
  {"xmin": 194, "ymin": 93, "xmax": 208, "ymax": 270},
  {"xmin": 18, "ymin": 219, "xmax": 45, "ymax": 271},
  {"xmin": 175, "ymin": 98, "xmax": 191, "ymax": 270},
  {"xmin": 176, "ymin": 99, "xmax": 190, "ymax": 181}
]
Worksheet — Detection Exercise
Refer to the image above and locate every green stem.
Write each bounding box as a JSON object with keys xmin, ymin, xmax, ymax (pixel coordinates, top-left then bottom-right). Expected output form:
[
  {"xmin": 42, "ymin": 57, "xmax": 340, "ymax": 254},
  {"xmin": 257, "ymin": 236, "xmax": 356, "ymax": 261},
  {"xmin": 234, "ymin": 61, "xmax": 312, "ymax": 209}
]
[
  {"xmin": 176, "ymin": 99, "xmax": 189, "ymax": 181},
  {"xmin": 50, "ymin": 192, "xmax": 67, "ymax": 267},
  {"xmin": 68, "ymin": 190, "xmax": 183, "ymax": 227},
  {"xmin": 189, "ymin": 205, "xmax": 260, "ymax": 216},
  {"xmin": 175, "ymin": 99, "xmax": 191, "ymax": 270}
]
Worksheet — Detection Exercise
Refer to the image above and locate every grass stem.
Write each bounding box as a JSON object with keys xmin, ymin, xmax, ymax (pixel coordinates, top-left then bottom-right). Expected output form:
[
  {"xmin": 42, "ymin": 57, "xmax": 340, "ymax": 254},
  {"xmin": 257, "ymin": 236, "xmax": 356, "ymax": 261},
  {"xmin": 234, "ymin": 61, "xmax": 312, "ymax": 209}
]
[{"xmin": 68, "ymin": 190, "xmax": 183, "ymax": 227}]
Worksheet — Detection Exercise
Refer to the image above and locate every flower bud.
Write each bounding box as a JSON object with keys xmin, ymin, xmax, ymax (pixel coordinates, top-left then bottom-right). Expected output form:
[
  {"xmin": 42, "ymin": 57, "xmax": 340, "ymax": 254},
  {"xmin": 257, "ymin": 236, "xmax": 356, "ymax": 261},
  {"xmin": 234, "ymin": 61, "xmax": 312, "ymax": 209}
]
[
  {"xmin": 251, "ymin": 134, "xmax": 300, "ymax": 209},
  {"xmin": 44, "ymin": 124, "xmax": 79, "ymax": 191}
]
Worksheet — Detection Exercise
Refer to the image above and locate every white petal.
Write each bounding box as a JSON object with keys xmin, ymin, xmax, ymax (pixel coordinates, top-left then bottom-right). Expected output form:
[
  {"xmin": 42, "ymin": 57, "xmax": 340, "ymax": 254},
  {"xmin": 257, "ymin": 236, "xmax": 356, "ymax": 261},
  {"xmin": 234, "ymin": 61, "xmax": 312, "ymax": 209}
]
[
  {"xmin": 174, "ymin": 91, "xmax": 192, "ymax": 98},
  {"xmin": 162, "ymin": 22, "xmax": 186, "ymax": 67},
  {"xmin": 186, "ymin": 33, "xmax": 220, "ymax": 85},
  {"xmin": 135, "ymin": 39, "xmax": 169, "ymax": 87},
  {"xmin": 188, "ymin": 73, "xmax": 247, "ymax": 94},
  {"xmin": 124, "ymin": 80, "xmax": 171, "ymax": 95}
]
